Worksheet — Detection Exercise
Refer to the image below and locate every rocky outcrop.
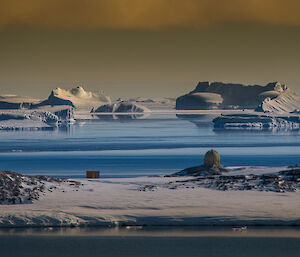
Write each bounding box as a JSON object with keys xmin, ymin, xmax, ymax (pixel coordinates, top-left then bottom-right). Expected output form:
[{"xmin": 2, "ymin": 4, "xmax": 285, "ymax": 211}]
[
  {"xmin": 0, "ymin": 171, "xmax": 62, "ymax": 204},
  {"xmin": 163, "ymin": 169, "xmax": 300, "ymax": 192},
  {"xmin": 170, "ymin": 150, "xmax": 230, "ymax": 177},
  {"xmin": 176, "ymin": 81, "xmax": 292, "ymax": 110},
  {"xmin": 0, "ymin": 171, "xmax": 82, "ymax": 204},
  {"xmin": 171, "ymin": 165, "xmax": 230, "ymax": 177},
  {"xmin": 92, "ymin": 101, "xmax": 149, "ymax": 113}
]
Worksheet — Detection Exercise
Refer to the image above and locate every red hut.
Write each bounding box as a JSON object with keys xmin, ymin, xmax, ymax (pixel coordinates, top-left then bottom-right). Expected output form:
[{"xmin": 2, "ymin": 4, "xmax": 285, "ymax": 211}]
[{"xmin": 86, "ymin": 171, "xmax": 100, "ymax": 179}]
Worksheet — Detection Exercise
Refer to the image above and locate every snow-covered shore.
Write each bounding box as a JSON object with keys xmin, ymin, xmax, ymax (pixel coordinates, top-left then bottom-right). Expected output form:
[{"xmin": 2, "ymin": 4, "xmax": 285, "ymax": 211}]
[{"xmin": 0, "ymin": 167, "xmax": 299, "ymax": 228}]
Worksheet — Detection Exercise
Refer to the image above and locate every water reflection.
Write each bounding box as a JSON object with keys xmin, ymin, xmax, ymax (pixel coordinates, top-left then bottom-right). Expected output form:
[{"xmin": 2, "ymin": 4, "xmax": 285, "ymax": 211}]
[
  {"xmin": 0, "ymin": 113, "xmax": 300, "ymax": 177},
  {"xmin": 1, "ymin": 228, "xmax": 299, "ymax": 257},
  {"xmin": 92, "ymin": 113, "xmax": 150, "ymax": 121},
  {"xmin": 1, "ymin": 226, "xmax": 300, "ymax": 238},
  {"xmin": 213, "ymin": 127, "xmax": 300, "ymax": 134}
]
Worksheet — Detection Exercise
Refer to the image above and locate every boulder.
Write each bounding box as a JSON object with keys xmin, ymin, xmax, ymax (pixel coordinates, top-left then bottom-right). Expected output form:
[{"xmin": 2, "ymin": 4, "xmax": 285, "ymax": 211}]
[{"xmin": 204, "ymin": 150, "xmax": 221, "ymax": 167}]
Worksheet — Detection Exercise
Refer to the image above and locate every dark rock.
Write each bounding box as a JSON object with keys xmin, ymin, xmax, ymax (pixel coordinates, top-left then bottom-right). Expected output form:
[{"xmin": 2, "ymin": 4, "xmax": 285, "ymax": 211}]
[
  {"xmin": 172, "ymin": 165, "xmax": 230, "ymax": 177},
  {"xmin": 0, "ymin": 171, "xmax": 65, "ymax": 204}
]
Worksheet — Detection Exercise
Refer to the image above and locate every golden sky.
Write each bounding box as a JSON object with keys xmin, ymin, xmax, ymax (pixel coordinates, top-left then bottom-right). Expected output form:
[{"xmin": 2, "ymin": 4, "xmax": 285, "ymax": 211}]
[
  {"xmin": 1, "ymin": 0, "xmax": 300, "ymax": 29},
  {"xmin": 0, "ymin": 0, "xmax": 299, "ymax": 98}
]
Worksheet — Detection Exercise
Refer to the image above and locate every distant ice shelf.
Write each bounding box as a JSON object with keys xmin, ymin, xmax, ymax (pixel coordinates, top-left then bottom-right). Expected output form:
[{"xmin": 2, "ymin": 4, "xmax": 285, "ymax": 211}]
[{"xmin": 213, "ymin": 114, "xmax": 300, "ymax": 130}]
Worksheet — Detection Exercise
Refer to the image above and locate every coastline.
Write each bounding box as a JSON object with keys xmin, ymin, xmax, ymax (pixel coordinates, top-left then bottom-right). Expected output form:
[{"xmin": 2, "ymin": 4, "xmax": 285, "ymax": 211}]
[{"xmin": 0, "ymin": 166, "xmax": 299, "ymax": 228}]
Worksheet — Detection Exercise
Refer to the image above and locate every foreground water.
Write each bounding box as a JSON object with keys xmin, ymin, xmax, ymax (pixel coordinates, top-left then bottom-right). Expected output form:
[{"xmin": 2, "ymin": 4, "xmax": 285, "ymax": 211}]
[
  {"xmin": 0, "ymin": 227, "xmax": 299, "ymax": 257},
  {"xmin": 0, "ymin": 114, "xmax": 299, "ymax": 178}
]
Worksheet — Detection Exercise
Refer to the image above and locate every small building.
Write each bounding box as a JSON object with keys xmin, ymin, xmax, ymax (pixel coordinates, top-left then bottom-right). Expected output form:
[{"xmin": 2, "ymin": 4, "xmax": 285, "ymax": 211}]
[{"xmin": 86, "ymin": 171, "xmax": 100, "ymax": 179}]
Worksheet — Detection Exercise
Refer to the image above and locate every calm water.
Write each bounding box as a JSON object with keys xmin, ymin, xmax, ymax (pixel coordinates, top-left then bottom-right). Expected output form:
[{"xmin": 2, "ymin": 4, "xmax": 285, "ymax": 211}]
[
  {"xmin": 0, "ymin": 227, "xmax": 299, "ymax": 257},
  {"xmin": 0, "ymin": 114, "xmax": 299, "ymax": 178},
  {"xmin": 0, "ymin": 117, "xmax": 300, "ymax": 256}
]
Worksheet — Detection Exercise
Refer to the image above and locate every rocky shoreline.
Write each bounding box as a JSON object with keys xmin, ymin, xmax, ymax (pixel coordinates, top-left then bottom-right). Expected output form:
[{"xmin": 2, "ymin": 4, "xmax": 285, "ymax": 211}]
[
  {"xmin": 0, "ymin": 167, "xmax": 299, "ymax": 227},
  {"xmin": 0, "ymin": 171, "xmax": 81, "ymax": 205},
  {"xmin": 162, "ymin": 168, "xmax": 300, "ymax": 193}
]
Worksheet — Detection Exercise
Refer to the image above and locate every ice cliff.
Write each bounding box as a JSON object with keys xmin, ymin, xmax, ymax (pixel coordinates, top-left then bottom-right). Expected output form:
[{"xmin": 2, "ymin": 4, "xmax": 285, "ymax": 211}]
[
  {"xmin": 257, "ymin": 89, "xmax": 300, "ymax": 113},
  {"xmin": 0, "ymin": 107, "xmax": 74, "ymax": 130},
  {"xmin": 213, "ymin": 114, "xmax": 300, "ymax": 130},
  {"xmin": 176, "ymin": 81, "xmax": 299, "ymax": 113}
]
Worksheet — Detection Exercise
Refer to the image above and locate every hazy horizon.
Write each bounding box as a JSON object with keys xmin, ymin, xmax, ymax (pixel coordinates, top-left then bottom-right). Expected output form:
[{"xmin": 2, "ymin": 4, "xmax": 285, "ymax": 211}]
[{"xmin": 0, "ymin": 1, "xmax": 300, "ymax": 99}]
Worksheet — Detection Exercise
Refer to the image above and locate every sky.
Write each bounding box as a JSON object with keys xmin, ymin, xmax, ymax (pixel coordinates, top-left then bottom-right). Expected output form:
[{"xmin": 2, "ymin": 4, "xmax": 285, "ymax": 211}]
[{"xmin": 0, "ymin": 0, "xmax": 300, "ymax": 99}]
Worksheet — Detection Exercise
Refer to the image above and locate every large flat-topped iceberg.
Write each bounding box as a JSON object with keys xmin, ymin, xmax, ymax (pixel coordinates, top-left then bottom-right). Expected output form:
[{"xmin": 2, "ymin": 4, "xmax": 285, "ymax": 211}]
[{"xmin": 176, "ymin": 81, "xmax": 299, "ymax": 113}]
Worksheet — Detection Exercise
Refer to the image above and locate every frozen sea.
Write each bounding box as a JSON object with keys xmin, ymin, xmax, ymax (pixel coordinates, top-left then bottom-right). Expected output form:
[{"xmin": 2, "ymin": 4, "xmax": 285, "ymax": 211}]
[{"xmin": 0, "ymin": 114, "xmax": 299, "ymax": 178}]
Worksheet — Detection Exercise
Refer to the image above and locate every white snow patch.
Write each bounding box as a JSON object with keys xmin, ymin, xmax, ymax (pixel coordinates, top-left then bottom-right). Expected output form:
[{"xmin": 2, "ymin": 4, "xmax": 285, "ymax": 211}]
[{"xmin": 0, "ymin": 166, "xmax": 299, "ymax": 227}]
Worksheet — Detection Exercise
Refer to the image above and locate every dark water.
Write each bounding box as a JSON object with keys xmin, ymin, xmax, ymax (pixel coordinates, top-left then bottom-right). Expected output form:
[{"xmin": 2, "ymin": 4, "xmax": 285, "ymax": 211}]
[
  {"xmin": 0, "ymin": 114, "xmax": 299, "ymax": 178},
  {"xmin": 1, "ymin": 236, "xmax": 299, "ymax": 257},
  {"xmin": 0, "ymin": 227, "xmax": 299, "ymax": 257}
]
